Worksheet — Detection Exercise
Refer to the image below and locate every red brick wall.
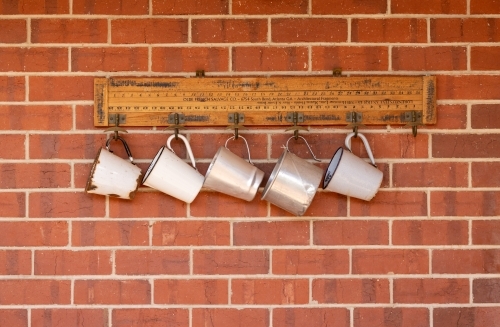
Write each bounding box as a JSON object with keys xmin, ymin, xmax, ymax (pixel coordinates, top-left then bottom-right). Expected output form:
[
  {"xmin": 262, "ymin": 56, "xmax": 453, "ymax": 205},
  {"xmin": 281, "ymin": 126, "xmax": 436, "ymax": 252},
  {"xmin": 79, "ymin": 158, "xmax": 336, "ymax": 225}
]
[{"xmin": 0, "ymin": 0, "xmax": 499, "ymax": 326}]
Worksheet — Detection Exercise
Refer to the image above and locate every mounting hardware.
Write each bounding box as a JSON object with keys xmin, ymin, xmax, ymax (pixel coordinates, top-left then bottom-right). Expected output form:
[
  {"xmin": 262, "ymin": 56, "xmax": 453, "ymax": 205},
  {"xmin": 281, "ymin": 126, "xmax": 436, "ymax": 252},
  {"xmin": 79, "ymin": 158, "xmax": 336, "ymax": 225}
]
[
  {"xmin": 108, "ymin": 114, "xmax": 126, "ymax": 125},
  {"xmin": 227, "ymin": 112, "xmax": 247, "ymax": 139},
  {"xmin": 403, "ymin": 110, "xmax": 423, "ymax": 137},
  {"xmin": 105, "ymin": 114, "xmax": 128, "ymax": 140},
  {"xmin": 166, "ymin": 113, "xmax": 186, "ymax": 139},
  {"xmin": 333, "ymin": 68, "xmax": 343, "ymax": 77},
  {"xmin": 195, "ymin": 70, "xmax": 205, "ymax": 77},
  {"xmin": 346, "ymin": 112, "xmax": 364, "ymax": 137},
  {"xmin": 285, "ymin": 112, "xmax": 308, "ymax": 140}
]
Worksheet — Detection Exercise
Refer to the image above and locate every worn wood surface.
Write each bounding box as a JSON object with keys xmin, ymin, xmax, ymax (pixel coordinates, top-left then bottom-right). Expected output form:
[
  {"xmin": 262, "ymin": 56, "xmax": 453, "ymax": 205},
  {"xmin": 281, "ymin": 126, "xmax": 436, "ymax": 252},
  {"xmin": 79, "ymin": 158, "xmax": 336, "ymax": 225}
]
[{"xmin": 94, "ymin": 76, "xmax": 436, "ymax": 127}]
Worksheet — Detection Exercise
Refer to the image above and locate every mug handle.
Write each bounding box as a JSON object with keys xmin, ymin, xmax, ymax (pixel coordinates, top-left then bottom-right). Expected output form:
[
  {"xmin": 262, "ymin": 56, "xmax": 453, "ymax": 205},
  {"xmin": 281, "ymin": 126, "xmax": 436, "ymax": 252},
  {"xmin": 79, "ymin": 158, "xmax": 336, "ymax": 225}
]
[
  {"xmin": 166, "ymin": 134, "xmax": 197, "ymax": 169},
  {"xmin": 345, "ymin": 132, "xmax": 377, "ymax": 167},
  {"xmin": 225, "ymin": 135, "xmax": 254, "ymax": 165},
  {"xmin": 285, "ymin": 135, "xmax": 321, "ymax": 162},
  {"xmin": 106, "ymin": 136, "xmax": 135, "ymax": 163}
]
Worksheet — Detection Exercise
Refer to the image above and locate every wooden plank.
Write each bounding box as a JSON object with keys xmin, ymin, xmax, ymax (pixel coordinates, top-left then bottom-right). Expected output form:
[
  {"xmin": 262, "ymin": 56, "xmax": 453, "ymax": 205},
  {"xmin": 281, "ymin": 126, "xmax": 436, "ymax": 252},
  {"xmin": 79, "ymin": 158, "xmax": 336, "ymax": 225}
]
[{"xmin": 94, "ymin": 76, "xmax": 437, "ymax": 127}]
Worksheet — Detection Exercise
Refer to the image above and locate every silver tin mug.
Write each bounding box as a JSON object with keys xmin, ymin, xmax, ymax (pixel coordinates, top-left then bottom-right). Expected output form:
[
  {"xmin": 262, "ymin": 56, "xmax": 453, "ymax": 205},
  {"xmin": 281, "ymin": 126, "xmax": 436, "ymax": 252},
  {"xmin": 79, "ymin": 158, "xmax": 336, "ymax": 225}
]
[
  {"xmin": 261, "ymin": 136, "xmax": 323, "ymax": 216},
  {"xmin": 204, "ymin": 135, "xmax": 264, "ymax": 201}
]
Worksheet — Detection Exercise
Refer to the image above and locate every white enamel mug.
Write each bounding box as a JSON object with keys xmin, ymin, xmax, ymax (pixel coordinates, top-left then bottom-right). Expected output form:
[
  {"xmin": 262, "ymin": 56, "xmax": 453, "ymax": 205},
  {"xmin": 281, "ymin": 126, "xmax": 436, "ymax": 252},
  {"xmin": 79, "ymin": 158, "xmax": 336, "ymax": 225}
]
[
  {"xmin": 323, "ymin": 132, "xmax": 383, "ymax": 201},
  {"xmin": 142, "ymin": 134, "xmax": 204, "ymax": 203},
  {"xmin": 204, "ymin": 136, "xmax": 264, "ymax": 201},
  {"xmin": 86, "ymin": 137, "xmax": 142, "ymax": 200},
  {"xmin": 261, "ymin": 136, "xmax": 323, "ymax": 216}
]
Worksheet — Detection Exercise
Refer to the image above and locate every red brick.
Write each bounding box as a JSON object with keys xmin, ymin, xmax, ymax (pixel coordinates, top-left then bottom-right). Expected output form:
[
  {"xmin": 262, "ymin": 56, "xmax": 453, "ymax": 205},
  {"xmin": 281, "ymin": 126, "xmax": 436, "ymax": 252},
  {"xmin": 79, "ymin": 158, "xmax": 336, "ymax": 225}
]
[
  {"xmin": 393, "ymin": 162, "xmax": 468, "ymax": 187},
  {"xmin": 35, "ymin": 250, "xmax": 111, "ymax": 275},
  {"xmin": 352, "ymin": 19, "xmax": 427, "ymax": 43},
  {"xmin": 116, "ymin": 250, "xmax": 189, "ymax": 275},
  {"xmin": 0, "ymin": 251, "xmax": 31, "ymax": 275},
  {"xmin": 472, "ymin": 162, "xmax": 500, "ymax": 187},
  {"xmin": 31, "ymin": 19, "xmax": 107, "ymax": 43},
  {"xmin": 474, "ymin": 279, "xmax": 500, "ymax": 303},
  {"xmin": 438, "ymin": 75, "xmax": 500, "ymax": 100},
  {"xmin": 314, "ymin": 220, "xmax": 389, "ymax": 245},
  {"xmin": 152, "ymin": 221, "xmax": 229, "ymax": 246},
  {"xmin": 472, "ymin": 104, "xmax": 500, "ymax": 129},
  {"xmin": 75, "ymin": 105, "xmax": 98, "ymax": 130},
  {"xmin": 0, "ymin": 20, "xmax": 26, "ymax": 43},
  {"xmin": 313, "ymin": 279, "xmax": 390, "ymax": 304},
  {"xmin": 74, "ymin": 0, "xmax": 148, "ymax": 14},
  {"xmin": 273, "ymin": 250, "xmax": 349, "ymax": 274},
  {"xmin": 152, "ymin": 47, "xmax": 228, "ymax": 72},
  {"xmin": 313, "ymin": 0, "xmax": 386, "ymax": 14},
  {"xmin": 110, "ymin": 192, "xmax": 187, "ymax": 218},
  {"xmin": 434, "ymin": 134, "xmax": 500, "ymax": 158},
  {"xmin": 0, "ymin": 163, "xmax": 70, "ymax": 189},
  {"xmin": 192, "ymin": 19, "xmax": 267, "ymax": 43},
  {"xmin": 234, "ymin": 221, "xmax": 309, "ymax": 245},
  {"xmin": 0, "ymin": 310, "xmax": 27, "ymax": 327},
  {"xmin": 232, "ymin": 279, "xmax": 308, "ymax": 304},
  {"xmin": 113, "ymin": 309, "xmax": 188, "ymax": 327},
  {"xmin": 190, "ymin": 133, "xmax": 268, "ymax": 159},
  {"xmin": 0, "ymin": 193, "xmax": 25, "ymax": 217},
  {"xmin": 0, "ymin": 105, "xmax": 72, "ymax": 131},
  {"xmin": 233, "ymin": 47, "xmax": 308, "ymax": 71},
  {"xmin": 233, "ymin": 0, "xmax": 306, "ymax": 14},
  {"xmin": 72, "ymin": 221, "xmax": 149, "ymax": 246},
  {"xmin": 30, "ymin": 192, "xmax": 106, "ymax": 218},
  {"xmin": 190, "ymin": 191, "xmax": 267, "ymax": 217},
  {"xmin": 431, "ymin": 18, "xmax": 500, "ymax": 43},
  {"xmin": 0, "ymin": 0, "xmax": 69, "ymax": 14},
  {"xmin": 153, "ymin": 0, "xmax": 228, "ymax": 14},
  {"xmin": 75, "ymin": 280, "xmax": 151, "ymax": 304},
  {"xmin": 0, "ymin": 48, "xmax": 67, "ymax": 72},
  {"xmin": 434, "ymin": 250, "xmax": 500, "ymax": 274},
  {"xmin": 312, "ymin": 46, "xmax": 388, "ymax": 71},
  {"xmin": 0, "ymin": 76, "xmax": 24, "ymax": 101},
  {"xmin": 194, "ymin": 250, "xmax": 269, "ymax": 275},
  {"xmin": 471, "ymin": 0, "xmax": 500, "ymax": 13},
  {"xmin": 0, "ymin": 221, "xmax": 67, "ymax": 246},
  {"xmin": 155, "ymin": 279, "xmax": 227, "ymax": 304},
  {"xmin": 392, "ymin": 0, "xmax": 466, "ymax": 13},
  {"xmin": 434, "ymin": 307, "xmax": 500, "ymax": 327},
  {"xmin": 473, "ymin": 220, "xmax": 500, "ymax": 245},
  {"xmin": 30, "ymin": 76, "xmax": 94, "ymax": 101},
  {"xmin": 424, "ymin": 105, "xmax": 467, "ymax": 129},
  {"xmin": 393, "ymin": 220, "xmax": 468, "ymax": 245},
  {"xmin": 72, "ymin": 47, "xmax": 148, "ymax": 72},
  {"xmin": 193, "ymin": 309, "xmax": 268, "ymax": 327},
  {"xmin": 351, "ymin": 191, "xmax": 427, "ymax": 217},
  {"xmin": 352, "ymin": 249, "xmax": 429, "ymax": 274},
  {"xmin": 354, "ymin": 308, "xmax": 429, "ymax": 327},
  {"xmin": 431, "ymin": 191, "xmax": 500, "ymax": 216},
  {"xmin": 394, "ymin": 278, "xmax": 469, "ymax": 303},
  {"xmin": 0, "ymin": 280, "xmax": 70, "ymax": 304},
  {"xmin": 274, "ymin": 308, "xmax": 350, "ymax": 327},
  {"xmin": 272, "ymin": 19, "xmax": 347, "ymax": 43},
  {"xmin": 472, "ymin": 47, "xmax": 500, "ymax": 70},
  {"xmin": 32, "ymin": 309, "xmax": 108, "ymax": 327},
  {"xmin": 0, "ymin": 135, "xmax": 25, "ymax": 159},
  {"xmin": 112, "ymin": 19, "xmax": 187, "ymax": 44},
  {"xmin": 30, "ymin": 134, "xmax": 106, "ymax": 159},
  {"xmin": 393, "ymin": 46, "xmax": 466, "ymax": 71}
]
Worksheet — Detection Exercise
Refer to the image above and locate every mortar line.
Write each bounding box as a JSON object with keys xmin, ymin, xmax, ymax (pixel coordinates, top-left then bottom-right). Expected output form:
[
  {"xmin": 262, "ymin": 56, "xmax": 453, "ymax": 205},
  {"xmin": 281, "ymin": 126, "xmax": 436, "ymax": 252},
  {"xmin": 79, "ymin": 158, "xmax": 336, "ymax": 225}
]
[
  {"xmin": 427, "ymin": 18, "xmax": 431, "ymax": 43},
  {"xmin": 469, "ymin": 219, "xmax": 473, "ymax": 245},
  {"xmin": 70, "ymin": 278, "xmax": 75, "ymax": 304},
  {"xmin": 189, "ymin": 308, "xmax": 193, "ymax": 327},
  {"xmin": 269, "ymin": 307, "xmax": 273, "ymax": 327},
  {"xmin": 188, "ymin": 17, "xmax": 192, "ymax": 44},
  {"xmin": 230, "ymin": 221, "xmax": 234, "ymax": 246},
  {"xmin": 308, "ymin": 0, "xmax": 312, "ymax": 15},
  {"xmin": 27, "ymin": 308, "xmax": 31, "ymax": 327},
  {"xmin": 429, "ymin": 249, "xmax": 433, "ymax": 274},
  {"xmin": 389, "ymin": 162, "xmax": 393, "ymax": 188},
  {"xmin": 109, "ymin": 308, "xmax": 113, "ymax": 327},
  {"xmin": 31, "ymin": 249, "xmax": 35, "ymax": 276},
  {"xmin": 149, "ymin": 220, "xmax": 154, "ymax": 246},
  {"xmin": 348, "ymin": 248, "xmax": 352, "ymax": 275},
  {"xmin": 427, "ymin": 190, "xmax": 431, "ymax": 218},
  {"xmin": 429, "ymin": 307, "xmax": 433, "ymax": 327},
  {"xmin": 309, "ymin": 220, "xmax": 313, "ymax": 246},
  {"xmin": 467, "ymin": 45, "xmax": 471, "ymax": 71},
  {"xmin": 347, "ymin": 17, "xmax": 352, "ymax": 43},
  {"xmin": 150, "ymin": 277, "xmax": 154, "ymax": 305},
  {"xmin": 69, "ymin": 0, "xmax": 73, "ymax": 14},
  {"xmin": 467, "ymin": 104, "xmax": 472, "ymax": 129},
  {"xmin": 388, "ymin": 219, "xmax": 393, "ymax": 246},
  {"xmin": 190, "ymin": 249, "xmax": 194, "ymax": 275},
  {"xmin": 228, "ymin": 278, "xmax": 232, "ymax": 305},
  {"xmin": 309, "ymin": 278, "xmax": 313, "ymax": 304},
  {"xmin": 468, "ymin": 162, "xmax": 472, "ymax": 188},
  {"xmin": 389, "ymin": 277, "xmax": 394, "ymax": 304},
  {"xmin": 228, "ymin": 46, "xmax": 233, "ymax": 72},
  {"xmin": 27, "ymin": 18, "xmax": 31, "ymax": 44},
  {"xmin": 68, "ymin": 220, "xmax": 72, "ymax": 247},
  {"xmin": 388, "ymin": 45, "xmax": 392, "ymax": 71},
  {"xmin": 25, "ymin": 133, "xmax": 29, "ymax": 160},
  {"xmin": 149, "ymin": 0, "xmax": 153, "ymax": 15},
  {"xmin": 268, "ymin": 17, "xmax": 272, "ymax": 43},
  {"xmin": 228, "ymin": 0, "xmax": 232, "ymax": 15},
  {"xmin": 107, "ymin": 18, "xmax": 112, "ymax": 44},
  {"xmin": 387, "ymin": 0, "xmax": 391, "ymax": 14},
  {"xmin": 349, "ymin": 307, "xmax": 354, "ymax": 327},
  {"xmin": 25, "ymin": 76, "xmax": 29, "ymax": 102},
  {"xmin": 148, "ymin": 46, "xmax": 152, "ymax": 72},
  {"xmin": 467, "ymin": 0, "xmax": 471, "ymax": 15},
  {"xmin": 308, "ymin": 46, "xmax": 312, "ymax": 71},
  {"xmin": 111, "ymin": 250, "xmax": 116, "ymax": 275}
]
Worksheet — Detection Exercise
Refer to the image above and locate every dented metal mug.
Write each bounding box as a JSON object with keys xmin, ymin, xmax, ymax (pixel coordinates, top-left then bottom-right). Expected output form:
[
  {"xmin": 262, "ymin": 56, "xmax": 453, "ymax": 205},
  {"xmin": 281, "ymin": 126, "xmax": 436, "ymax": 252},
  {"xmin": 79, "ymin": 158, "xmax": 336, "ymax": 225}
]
[
  {"xmin": 142, "ymin": 134, "xmax": 204, "ymax": 203},
  {"xmin": 323, "ymin": 132, "xmax": 383, "ymax": 201},
  {"xmin": 85, "ymin": 137, "xmax": 142, "ymax": 200},
  {"xmin": 261, "ymin": 136, "xmax": 323, "ymax": 216}
]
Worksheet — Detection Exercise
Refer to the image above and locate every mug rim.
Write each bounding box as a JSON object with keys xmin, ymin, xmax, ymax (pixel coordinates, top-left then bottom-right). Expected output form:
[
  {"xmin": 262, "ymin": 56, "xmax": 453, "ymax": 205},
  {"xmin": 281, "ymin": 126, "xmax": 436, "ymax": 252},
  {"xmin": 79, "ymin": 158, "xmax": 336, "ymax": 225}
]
[
  {"xmin": 142, "ymin": 146, "xmax": 165, "ymax": 184},
  {"xmin": 322, "ymin": 147, "xmax": 344, "ymax": 189},
  {"xmin": 204, "ymin": 146, "xmax": 225, "ymax": 183},
  {"xmin": 261, "ymin": 149, "xmax": 288, "ymax": 200},
  {"xmin": 85, "ymin": 147, "xmax": 103, "ymax": 194}
]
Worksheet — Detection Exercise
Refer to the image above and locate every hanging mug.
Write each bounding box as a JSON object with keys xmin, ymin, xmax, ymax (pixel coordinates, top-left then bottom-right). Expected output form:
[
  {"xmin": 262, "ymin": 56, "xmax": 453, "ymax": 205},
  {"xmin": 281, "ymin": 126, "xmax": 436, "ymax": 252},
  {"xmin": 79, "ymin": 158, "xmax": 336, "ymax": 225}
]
[
  {"xmin": 86, "ymin": 137, "xmax": 142, "ymax": 200},
  {"xmin": 204, "ymin": 136, "xmax": 264, "ymax": 201},
  {"xmin": 261, "ymin": 136, "xmax": 323, "ymax": 216},
  {"xmin": 142, "ymin": 134, "xmax": 204, "ymax": 203},
  {"xmin": 323, "ymin": 132, "xmax": 383, "ymax": 201}
]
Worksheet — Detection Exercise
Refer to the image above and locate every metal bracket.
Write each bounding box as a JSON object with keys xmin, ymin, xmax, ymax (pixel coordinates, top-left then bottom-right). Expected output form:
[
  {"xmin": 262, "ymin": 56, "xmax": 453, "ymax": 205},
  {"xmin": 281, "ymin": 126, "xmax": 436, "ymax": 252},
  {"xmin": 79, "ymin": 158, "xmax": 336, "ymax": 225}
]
[
  {"xmin": 285, "ymin": 112, "xmax": 307, "ymax": 139},
  {"xmin": 346, "ymin": 112, "xmax": 364, "ymax": 137},
  {"xmin": 403, "ymin": 110, "xmax": 423, "ymax": 137},
  {"xmin": 105, "ymin": 114, "xmax": 128, "ymax": 139},
  {"xmin": 167, "ymin": 113, "xmax": 186, "ymax": 124},
  {"xmin": 333, "ymin": 68, "xmax": 343, "ymax": 77},
  {"xmin": 108, "ymin": 114, "xmax": 126, "ymax": 125},
  {"xmin": 227, "ymin": 112, "xmax": 246, "ymax": 139},
  {"xmin": 195, "ymin": 70, "xmax": 205, "ymax": 77}
]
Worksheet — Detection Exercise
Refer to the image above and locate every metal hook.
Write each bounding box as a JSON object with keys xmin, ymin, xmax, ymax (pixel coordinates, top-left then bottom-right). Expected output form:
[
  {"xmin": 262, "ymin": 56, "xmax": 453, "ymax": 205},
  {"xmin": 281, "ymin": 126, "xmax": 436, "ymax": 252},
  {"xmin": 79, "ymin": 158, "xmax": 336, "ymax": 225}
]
[
  {"xmin": 403, "ymin": 111, "xmax": 423, "ymax": 137},
  {"xmin": 346, "ymin": 112, "xmax": 364, "ymax": 138},
  {"xmin": 227, "ymin": 112, "xmax": 246, "ymax": 140},
  {"xmin": 284, "ymin": 112, "xmax": 308, "ymax": 140},
  {"xmin": 104, "ymin": 114, "xmax": 128, "ymax": 140},
  {"xmin": 166, "ymin": 113, "xmax": 186, "ymax": 138},
  {"xmin": 285, "ymin": 135, "xmax": 321, "ymax": 162}
]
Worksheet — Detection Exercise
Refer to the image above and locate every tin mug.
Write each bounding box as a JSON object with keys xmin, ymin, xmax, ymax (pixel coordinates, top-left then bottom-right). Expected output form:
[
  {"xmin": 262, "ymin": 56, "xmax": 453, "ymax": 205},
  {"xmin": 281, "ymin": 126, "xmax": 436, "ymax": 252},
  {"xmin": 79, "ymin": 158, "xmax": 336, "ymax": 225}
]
[
  {"xmin": 323, "ymin": 132, "xmax": 383, "ymax": 201},
  {"xmin": 142, "ymin": 134, "xmax": 204, "ymax": 203},
  {"xmin": 261, "ymin": 136, "xmax": 323, "ymax": 216},
  {"xmin": 86, "ymin": 136, "xmax": 142, "ymax": 200},
  {"xmin": 204, "ymin": 135, "xmax": 264, "ymax": 201}
]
